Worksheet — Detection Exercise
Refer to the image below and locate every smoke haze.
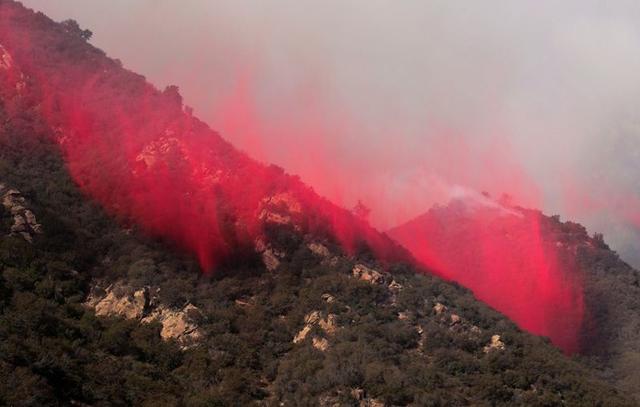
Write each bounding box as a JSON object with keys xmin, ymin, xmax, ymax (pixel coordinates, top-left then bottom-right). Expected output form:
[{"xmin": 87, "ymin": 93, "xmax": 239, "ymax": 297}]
[{"xmin": 20, "ymin": 0, "xmax": 640, "ymax": 267}]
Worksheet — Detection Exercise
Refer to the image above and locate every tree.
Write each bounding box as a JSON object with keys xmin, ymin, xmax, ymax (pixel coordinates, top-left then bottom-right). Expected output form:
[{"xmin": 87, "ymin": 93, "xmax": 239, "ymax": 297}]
[
  {"xmin": 163, "ymin": 85, "xmax": 183, "ymax": 108},
  {"xmin": 61, "ymin": 19, "xmax": 93, "ymax": 41},
  {"xmin": 353, "ymin": 200, "xmax": 371, "ymax": 221}
]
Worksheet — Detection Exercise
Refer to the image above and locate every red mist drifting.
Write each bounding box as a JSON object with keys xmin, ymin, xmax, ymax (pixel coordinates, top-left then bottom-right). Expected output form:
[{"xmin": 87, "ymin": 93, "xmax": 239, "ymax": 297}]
[
  {"xmin": 0, "ymin": 2, "xmax": 406, "ymax": 273},
  {"xmin": 389, "ymin": 194, "xmax": 585, "ymax": 354}
]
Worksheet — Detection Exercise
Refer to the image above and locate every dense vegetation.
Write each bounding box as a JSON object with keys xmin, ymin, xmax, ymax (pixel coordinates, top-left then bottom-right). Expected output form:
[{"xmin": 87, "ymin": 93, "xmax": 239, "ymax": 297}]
[{"xmin": 0, "ymin": 0, "xmax": 638, "ymax": 405}]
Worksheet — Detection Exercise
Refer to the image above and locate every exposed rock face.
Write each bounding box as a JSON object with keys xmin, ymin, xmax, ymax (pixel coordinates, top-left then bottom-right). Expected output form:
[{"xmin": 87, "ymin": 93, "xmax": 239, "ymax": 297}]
[
  {"xmin": 352, "ymin": 264, "xmax": 385, "ymax": 285},
  {"xmin": 258, "ymin": 192, "xmax": 302, "ymax": 227},
  {"xmin": 433, "ymin": 302, "xmax": 447, "ymax": 315},
  {"xmin": 308, "ymin": 242, "xmax": 331, "ymax": 258},
  {"xmin": 0, "ymin": 44, "xmax": 26, "ymax": 92},
  {"xmin": 321, "ymin": 293, "xmax": 335, "ymax": 303},
  {"xmin": 398, "ymin": 311, "xmax": 410, "ymax": 321},
  {"xmin": 484, "ymin": 334, "xmax": 506, "ymax": 353},
  {"xmin": 86, "ymin": 286, "xmax": 148, "ymax": 320},
  {"xmin": 135, "ymin": 136, "xmax": 186, "ymax": 170},
  {"xmin": 388, "ymin": 280, "xmax": 403, "ymax": 291},
  {"xmin": 0, "ymin": 44, "xmax": 14, "ymax": 70},
  {"xmin": 0, "ymin": 184, "xmax": 43, "ymax": 242},
  {"xmin": 348, "ymin": 389, "xmax": 385, "ymax": 407},
  {"xmin": 293, "ymin": 310, "xmax": 338, "ymax": 351},
  {"xmin": 142, "ymin": 304, "xmax": 201, "ymax": 344},
  {"xmin": 255, "ymin": 238, "xmax": 284, "ymax": 271},
  {"xmin": 85, "ymin": 283, "xmax": 202, "ymax": 347},
  {"xmin": 312, "ymin": 337, "xmax": 329, "ymax": 352}
]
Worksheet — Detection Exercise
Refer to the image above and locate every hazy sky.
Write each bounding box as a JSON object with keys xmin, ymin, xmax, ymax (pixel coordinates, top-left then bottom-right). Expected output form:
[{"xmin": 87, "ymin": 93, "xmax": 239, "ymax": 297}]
[{"xmin": 19, "ymin": 1, "xmax": 640, "ymax": 266}]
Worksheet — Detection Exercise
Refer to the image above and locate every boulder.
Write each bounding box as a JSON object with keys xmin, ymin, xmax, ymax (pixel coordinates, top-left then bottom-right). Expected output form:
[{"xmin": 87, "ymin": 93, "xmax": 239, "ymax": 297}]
[
  {"xmin": 352, "ymin": 264, "xmax": 385, "ymax": 284},
  {"xmin": 484, "ymin": 334, "xmax": 506, "ymax": 353},
  {"xmin": 88, "ymin": 286, "xmax": 147, "ymax": 320},
  {"xmin": 308, "ymin": 242, "xmax": 331, "ymax": 257},
  {"xmin": 312, "ymin": 337, "xmax": 329, "ymax": 351},
  {"xmin": 293, "ymin": 310, "xmax": 338, "ymax": 351},
  {"xmin": 433, "ymin": 302, "xmax": 447, "ymax": 315},
  {"xmin": 85, "ymin": 283, "xmax": 202, "ymax": 348},
  {"xmin": 142, "ymin": 304, "xmax": 202, "ymax": 345},
  {"xmin": 1, "ymin": 184, "xmax": 43, "ymax": 242}
]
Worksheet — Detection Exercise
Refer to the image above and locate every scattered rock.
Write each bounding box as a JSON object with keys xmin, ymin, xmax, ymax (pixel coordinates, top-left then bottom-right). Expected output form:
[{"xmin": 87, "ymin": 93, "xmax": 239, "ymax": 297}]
[
  {"xmin": 234, "ymin": 297, "xmax": 254, "ymax": 308},
  {"xmin": 318, "ymin": 395, "xmax": 341, "ymax": 407},
  {"xmin": 416, "ymin": 325, "xmax": 426, "ymax": 349},
  {"xmin": 308, "ymin": 242, "xmax": 331, "ymax": 257},
  {"xmin": 318, "ymin": 313, "xmax": 338, "ymax": 335},
  {"xmin": 321, "ymin": 293, "xmax": 335, "ymax": 303},
  {"xmin": 135, "ymin": 137, "xmax": 185, "ymax": 170},
  {"xmin": 304, "ymin": 310, "xmax": 322, "ymax": 325},
  {"xmin": 1, "ymin": 184, "xmax": 43, "ymax": 242},
  {"xmin": 87, "ymin": 285, "xmax": 148, "ymax": 320},
  {"xmin": 352, "ymin": 264, "xmax": 385, "ymax": 284},
  {"xmin": 85, "ymin": 283, "xmax": 202, "ymax": 348},
  {"xmin": 142, "ymin": 304, "xmax": 201, "ymax": 346},
  {"xmin": 293, "ymin": 324, "xmax": 313, "ymax": 344},
  {"xmin": 258, "ymin": 192, "xmax": 302, "ymax": 227},
  {"xmin": 450, "ymin": 314, "xmax": 461, "ymax": 325},
  {"xmin": 0, "ymin": 44, "xmax": 14, "ymax": 70},
  {"xmin": 484, "ymin": 334, "xmax": 506, "ymax": 353},
  {"xmin": 433, "ymin": 302, "xmax": 447, "ymax": 315},
  {"xmin": 262, "ymin": 249, "xmax": 281, "ymax": 271},
  {"xmin": 398, "ymin": 311, "xmax": 410, "ymax": 321},
  {"xmin": 388, "ymin": 279, "xmax": 403, "ymax": 291},
  {"xmin": 312, "ymin": 337, "xmax": 329, "ymax": 351},
  {"xmin": 351, "ymin": 388, "xmax": 366, "ymax": 401},
  {"xmin": 255, "ymin": 238, "xmax": 285, "ymax": 271},
  {"xmin": 293, "ymin": 310, "xmax": 338, "ymax": 351}
]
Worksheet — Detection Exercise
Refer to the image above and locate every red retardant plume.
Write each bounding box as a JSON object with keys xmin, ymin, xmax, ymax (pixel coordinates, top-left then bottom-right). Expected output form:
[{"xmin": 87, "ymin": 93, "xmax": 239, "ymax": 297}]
[
  {"xmin": 389, "ymin": 196, "xmax": 585, "ymax": 354},
  {"xmin": 0, "ymin": 3, "xmax": 408, "ymax": 272}
]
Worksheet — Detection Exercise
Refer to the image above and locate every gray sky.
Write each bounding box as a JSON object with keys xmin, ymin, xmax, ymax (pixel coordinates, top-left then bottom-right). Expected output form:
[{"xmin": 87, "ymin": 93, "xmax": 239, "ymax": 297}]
[{"xmin": 20, "ymin": 0, "xmax": 640, "ymax": 266}]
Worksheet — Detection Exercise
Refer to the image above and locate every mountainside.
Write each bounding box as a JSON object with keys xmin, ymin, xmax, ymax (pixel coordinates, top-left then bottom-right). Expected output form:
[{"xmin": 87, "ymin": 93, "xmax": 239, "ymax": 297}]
[
  {"xmin": 389, "ymin": 193, "xmax": 640, "ymax": 401},
  {"xmin": 0, "ymin": 1, "xmax": 637, "ymax": 405}
]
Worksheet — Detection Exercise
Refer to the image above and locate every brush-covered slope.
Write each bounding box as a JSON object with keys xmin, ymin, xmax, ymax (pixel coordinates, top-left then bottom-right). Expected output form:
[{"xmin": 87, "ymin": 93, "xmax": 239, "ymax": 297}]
[
  {"xmin": 0, "ymin": 110, "xmax": 634, "ymax": 407},
  {"xmin": 0, "ymin": 1, "xmax": 635, "ymax": 405},
  {"xmin": 389, "ymin": 193, "xmax": 640, "ymax": 401}
]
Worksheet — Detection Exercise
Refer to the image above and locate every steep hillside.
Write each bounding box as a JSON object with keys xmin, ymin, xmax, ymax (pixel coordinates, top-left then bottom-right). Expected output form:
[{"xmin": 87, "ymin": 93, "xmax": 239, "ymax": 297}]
[
  {"xmin": 0, "ymin": 1, "xmax": 636, "ymax": 405},
  {"xmin": 389, "ymin": 193, "xmax": 640, "ymax": 401},
  {"xmin": 0, "ymin": 116, "xmax": 634, "ymax": 406}
]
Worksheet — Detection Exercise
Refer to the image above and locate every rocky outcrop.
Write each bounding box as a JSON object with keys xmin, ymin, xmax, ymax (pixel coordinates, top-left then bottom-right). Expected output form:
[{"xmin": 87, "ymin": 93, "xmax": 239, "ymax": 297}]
[
  {"xmin": 0, "ymin": 44, "xmax": 26, "ymax": 92},
  {"xmin": 258, "ymin": 192, "xmax": 302, "ymax": 227},
  {"xmin": 85, "ymin": 283, "xmax": 202, "ymax": 348},
  {"xmin": 321, "ymin": 293, "xmax": 336, "ymax": 303},
  {"xmin": 0, "ymin": 184, "xmax": 43, "ymax": 242},
  {"xmin": 484, "ymin": 334, "xmax": 506, "ymax": 353},
  {"xmin": 255, "ymin": 238, "xmax": 284, "ymax": 271},
  {"xmin": 352, "ymin": 264, "xmax": 386, "ymax": 284},
  {"xmin": 0, "ymin": 44, "xmax": 14, "ymax": 70},
  {"xmin": 308, "ymin": 242, "xmax": 331, "ymax": 258},
  {"xmin": 312, "ymin": 337, "xmax": 330, "ymax": 352},
  {"xmin": 142, "ymin": 304, "xmax": 201, "ymax": 344},
  {"xmin": 87, "ymin": 286, "xmax": 148, "ymax": 320},
  {"xmin": 433, "ymin": 302, "xmax": 447, "ymax": 315},
  {"xmin": 293, "ymin": 310, "xmax": 338, "ymax": 351},
  {"xmin": 349, "ymin": 388, "xmax": 385, "ymax": 407}
]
